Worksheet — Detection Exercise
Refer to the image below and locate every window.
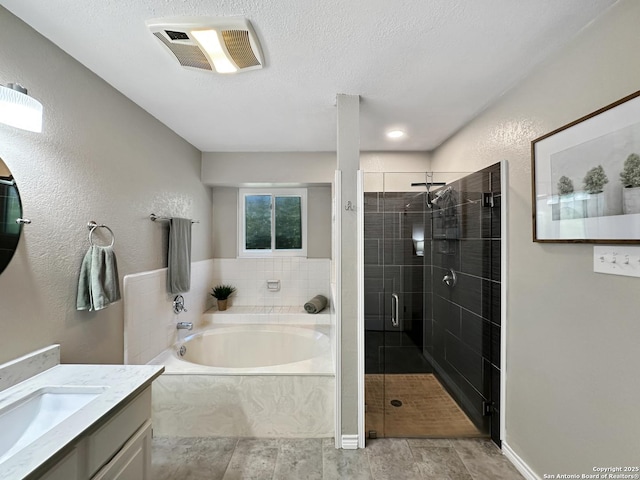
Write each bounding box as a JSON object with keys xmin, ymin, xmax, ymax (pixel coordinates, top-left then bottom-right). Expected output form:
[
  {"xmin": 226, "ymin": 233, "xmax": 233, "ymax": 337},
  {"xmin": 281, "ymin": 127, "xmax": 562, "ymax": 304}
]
[{"xmin": 239, "ymin": 188, "xmax": 307, "ymax": 257}]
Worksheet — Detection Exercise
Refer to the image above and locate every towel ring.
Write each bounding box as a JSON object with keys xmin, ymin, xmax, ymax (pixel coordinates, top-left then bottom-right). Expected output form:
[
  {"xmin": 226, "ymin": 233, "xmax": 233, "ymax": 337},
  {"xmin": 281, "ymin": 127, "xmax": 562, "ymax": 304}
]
[{"xmin": 87, "ymin": 221, "xmax": 115, "ymax": 247}]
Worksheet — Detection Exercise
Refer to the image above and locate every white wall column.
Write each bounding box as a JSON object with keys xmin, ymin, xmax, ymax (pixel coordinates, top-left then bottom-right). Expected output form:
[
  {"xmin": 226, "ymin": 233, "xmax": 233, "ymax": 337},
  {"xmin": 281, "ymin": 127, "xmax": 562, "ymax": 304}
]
[{"xmin": 336, "ymin": 94, "xmax": 360, "ymax": 448}]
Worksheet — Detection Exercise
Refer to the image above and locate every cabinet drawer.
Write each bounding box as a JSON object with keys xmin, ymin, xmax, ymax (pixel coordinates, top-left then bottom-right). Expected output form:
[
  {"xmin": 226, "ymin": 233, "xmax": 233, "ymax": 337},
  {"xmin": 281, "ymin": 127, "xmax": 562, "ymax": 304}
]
[
  {"xmin": 87, "ymin": 387, "xmax": 151, "ymax": 477},
  {"xmin": 91, "ymin": 420, "xmax": 151, "ymax": 480}
]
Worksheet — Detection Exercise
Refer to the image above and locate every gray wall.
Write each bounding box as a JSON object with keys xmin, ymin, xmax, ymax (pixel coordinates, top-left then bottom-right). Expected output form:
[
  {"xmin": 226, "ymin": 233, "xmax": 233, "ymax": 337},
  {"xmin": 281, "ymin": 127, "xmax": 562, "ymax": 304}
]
[
  {"xmin": 360, "ymin": 151, "xmax": 431, "ymax": 172},
  {"xmin": 202, "ymin": 152, "xmax": 336, "ymax": 186},
  {"xmin": 203, "ymin": 152, "xmax": 334, "ymax": 259},
  {"xmin": 0, "ymin": 8, "xmax": 213, "ymax": 365},
  {"xmin": 205, "ymin": 151, "xmax": 431, "ymax": 261},
  {"xmin": 211, "ymin": 186, "xmax": 331, "ymax": 258},
  {"xmin": 430, "ymin": 0, "xmax": 639, "ymax": 474}
]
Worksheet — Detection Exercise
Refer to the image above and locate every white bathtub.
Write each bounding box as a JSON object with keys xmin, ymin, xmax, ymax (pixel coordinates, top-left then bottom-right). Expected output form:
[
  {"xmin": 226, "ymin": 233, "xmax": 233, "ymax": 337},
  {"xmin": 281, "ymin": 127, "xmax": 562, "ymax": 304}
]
[
  {"xmin": 149, "ymin": 324, "xmax": 333, "ymax": 375},
  {"xmin": 148, "ymin": 324, "xmax": 334, "ymax": 437}
]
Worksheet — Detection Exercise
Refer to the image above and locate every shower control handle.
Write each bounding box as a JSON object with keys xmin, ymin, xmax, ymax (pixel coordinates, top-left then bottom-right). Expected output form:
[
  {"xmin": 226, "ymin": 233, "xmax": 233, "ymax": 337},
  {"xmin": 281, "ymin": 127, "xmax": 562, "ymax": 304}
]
[
  {"xmin": 391, "ymin": 293, "xmax": 399, "ymax": 327},
  {"xmin": 173, "ymin": 294, "xmax": 188, "ymax": 314},
  {"xmin": 442, "ymin": 269, "xmax": 457, "ymax": 287}
]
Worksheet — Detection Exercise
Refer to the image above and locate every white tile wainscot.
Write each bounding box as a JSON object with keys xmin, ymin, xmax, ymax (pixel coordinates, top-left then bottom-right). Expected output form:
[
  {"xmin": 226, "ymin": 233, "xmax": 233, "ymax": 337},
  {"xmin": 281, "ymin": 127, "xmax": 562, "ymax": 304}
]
[
  {"xmin": 124, "ymin": 259, "xmax": 215, "ymax": 365},
  {"xmin": 124, "ymin": 258, "xmax": 332, "ymax": 364},
  {"xmin": 211, "ymin": 258, "xmax": 331, "ymax": 308}
]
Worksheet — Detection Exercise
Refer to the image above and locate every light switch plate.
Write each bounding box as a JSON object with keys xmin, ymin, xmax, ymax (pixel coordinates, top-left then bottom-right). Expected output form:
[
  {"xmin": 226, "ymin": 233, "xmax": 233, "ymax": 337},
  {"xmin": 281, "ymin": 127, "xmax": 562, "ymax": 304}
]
[{"xmin": 593, "ymin": 245, "xmax": 640, "ymax": 277}]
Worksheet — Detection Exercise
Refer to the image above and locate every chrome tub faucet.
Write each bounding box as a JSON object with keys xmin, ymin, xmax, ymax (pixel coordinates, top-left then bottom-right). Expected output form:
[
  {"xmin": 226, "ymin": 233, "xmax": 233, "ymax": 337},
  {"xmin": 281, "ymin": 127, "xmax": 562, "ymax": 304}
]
[{"xmin": 173, "ymin": 294, "xmax": 188, "ymax": 314}]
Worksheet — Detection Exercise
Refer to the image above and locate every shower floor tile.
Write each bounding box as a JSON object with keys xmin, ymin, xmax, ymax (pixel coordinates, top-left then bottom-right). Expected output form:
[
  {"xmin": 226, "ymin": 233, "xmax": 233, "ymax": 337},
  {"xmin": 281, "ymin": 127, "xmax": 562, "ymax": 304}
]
[{"xmin": 366, "ymin": 373, "xmax": 483, "ymax": 438}]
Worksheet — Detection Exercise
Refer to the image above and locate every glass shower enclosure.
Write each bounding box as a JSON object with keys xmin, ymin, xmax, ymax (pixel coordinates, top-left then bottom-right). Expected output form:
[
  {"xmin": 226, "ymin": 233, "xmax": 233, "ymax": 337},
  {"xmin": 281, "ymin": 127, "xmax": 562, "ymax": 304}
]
[{"xmin": 363, "ymin": 164, "xmax": 502, "ymax": 444}]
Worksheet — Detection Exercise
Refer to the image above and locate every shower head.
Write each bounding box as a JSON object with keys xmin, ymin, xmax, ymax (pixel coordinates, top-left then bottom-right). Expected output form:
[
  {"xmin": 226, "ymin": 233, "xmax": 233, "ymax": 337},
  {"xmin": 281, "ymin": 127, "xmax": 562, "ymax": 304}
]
[
  {"xmin": 432, "ymin": 186, "xmax": 452, "ymax": 204},
  {"xmin": 411, "ymin": 180, "xmax": 447, "ymax": 209}
]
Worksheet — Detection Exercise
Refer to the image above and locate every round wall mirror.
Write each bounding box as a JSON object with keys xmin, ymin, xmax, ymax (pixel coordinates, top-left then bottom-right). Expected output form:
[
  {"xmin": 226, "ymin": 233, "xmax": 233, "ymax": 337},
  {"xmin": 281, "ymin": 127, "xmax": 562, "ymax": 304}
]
[{"xmin": 0, "ymin": 156, "xmax": 23, "ymax": 274}]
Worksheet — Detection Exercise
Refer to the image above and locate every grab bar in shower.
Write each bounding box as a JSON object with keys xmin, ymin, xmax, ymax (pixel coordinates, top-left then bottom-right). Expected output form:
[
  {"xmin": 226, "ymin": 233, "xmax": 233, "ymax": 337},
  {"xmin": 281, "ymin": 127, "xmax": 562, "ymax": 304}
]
[{"xmin": 391, "ymin": 293, "xmax": 399, "ymax": 328}]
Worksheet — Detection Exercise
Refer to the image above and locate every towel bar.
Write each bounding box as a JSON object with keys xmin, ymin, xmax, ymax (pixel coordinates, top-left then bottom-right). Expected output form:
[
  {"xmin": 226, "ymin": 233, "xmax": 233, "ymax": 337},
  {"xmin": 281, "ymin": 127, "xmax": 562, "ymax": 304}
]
[{"xmin": 149, "ymin": 213, "xmax": 199, "ymax": 224}]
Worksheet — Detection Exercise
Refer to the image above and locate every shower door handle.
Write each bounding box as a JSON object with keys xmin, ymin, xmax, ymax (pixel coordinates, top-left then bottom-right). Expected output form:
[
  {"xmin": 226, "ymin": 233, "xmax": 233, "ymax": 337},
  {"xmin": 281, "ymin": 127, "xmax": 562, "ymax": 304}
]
[{"xmin": 391, "ymin": 293, "xmax": 399, "ymax": 327}]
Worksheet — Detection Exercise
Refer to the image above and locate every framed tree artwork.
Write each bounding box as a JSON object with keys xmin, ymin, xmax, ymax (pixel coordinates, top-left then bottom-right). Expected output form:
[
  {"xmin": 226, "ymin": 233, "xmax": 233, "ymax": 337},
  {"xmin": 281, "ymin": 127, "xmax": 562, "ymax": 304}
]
[{"xmin": 532, "ymin": 90, "xmax": 640, "ymax": 243}]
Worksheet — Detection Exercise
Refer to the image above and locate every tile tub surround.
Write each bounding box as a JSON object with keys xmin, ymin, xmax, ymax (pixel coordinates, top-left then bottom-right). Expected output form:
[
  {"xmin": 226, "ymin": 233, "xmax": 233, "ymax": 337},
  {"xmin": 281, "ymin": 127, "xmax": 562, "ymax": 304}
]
[
  {"xmin": 124, "ymin": 258, "xmax": 332, "ymax": 365},
  {"xmin": 124, "ymin": 259, "xmax": 216, "ymax": 365},
  {"xmin": 149, "ymin": 324, "xmax": 334, "ymax": 437},
  {"xmin": 211, "ymin": 258, "xmax": 331, "ymax": 308},
  {"xmin": 0, "ymin": 347, "xmax": 164, "ymax": 480},
  {"xmin": 152, "ymin": 374, "xmax": 334, "ymax": 438}
]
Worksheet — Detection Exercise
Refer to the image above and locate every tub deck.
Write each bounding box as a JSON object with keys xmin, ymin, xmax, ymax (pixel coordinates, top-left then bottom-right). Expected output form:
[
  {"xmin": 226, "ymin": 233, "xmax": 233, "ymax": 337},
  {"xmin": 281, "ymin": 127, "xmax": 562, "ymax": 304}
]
[{"xmin": 203, "ymin": 305, "xmax": 331, "ymax": 325}]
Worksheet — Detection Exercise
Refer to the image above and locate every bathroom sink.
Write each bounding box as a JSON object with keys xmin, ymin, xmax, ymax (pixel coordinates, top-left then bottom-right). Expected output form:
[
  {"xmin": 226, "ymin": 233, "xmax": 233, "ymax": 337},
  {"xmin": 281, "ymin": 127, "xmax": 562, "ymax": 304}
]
[{"xmin": 0, "ymin": 386, "xmax": 107, "ymax": 463}]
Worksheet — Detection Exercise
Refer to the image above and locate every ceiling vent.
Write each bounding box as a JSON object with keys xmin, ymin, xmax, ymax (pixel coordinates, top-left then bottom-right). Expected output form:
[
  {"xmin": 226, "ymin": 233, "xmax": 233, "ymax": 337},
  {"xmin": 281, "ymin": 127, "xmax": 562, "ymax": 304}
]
[{"xmin": 146, "ymin": 16, "xmax": 264, "ymax": 74}]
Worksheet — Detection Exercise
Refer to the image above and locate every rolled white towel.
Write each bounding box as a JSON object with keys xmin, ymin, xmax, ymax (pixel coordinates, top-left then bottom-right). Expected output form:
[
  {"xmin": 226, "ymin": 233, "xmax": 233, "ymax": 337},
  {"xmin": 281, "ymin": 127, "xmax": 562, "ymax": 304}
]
[{"xmin": 304, "ymin": 294, "xmax": 328, "ymax": 314}]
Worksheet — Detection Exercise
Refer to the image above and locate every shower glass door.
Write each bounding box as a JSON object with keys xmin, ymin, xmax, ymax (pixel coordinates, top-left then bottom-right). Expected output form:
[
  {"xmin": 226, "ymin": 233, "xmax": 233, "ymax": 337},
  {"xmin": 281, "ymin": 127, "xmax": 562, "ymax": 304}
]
[{"xmin": 364, "ymin": 168, "xmax": 501, "ymax": 441}]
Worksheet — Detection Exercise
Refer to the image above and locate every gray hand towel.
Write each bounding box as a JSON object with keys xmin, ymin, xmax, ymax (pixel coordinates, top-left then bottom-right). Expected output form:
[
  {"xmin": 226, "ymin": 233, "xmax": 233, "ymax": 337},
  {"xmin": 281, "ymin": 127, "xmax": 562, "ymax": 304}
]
[
  {"xmin": 304, "ymin": 294, "xmax": 328, "ymax": 314},
  {"xmin": 77, "ymin": 245, "xmax": 121, "ymax": 311},
  {"xmin": 168, "ymin": 217, "xmax": 192, "ymax": 294}
]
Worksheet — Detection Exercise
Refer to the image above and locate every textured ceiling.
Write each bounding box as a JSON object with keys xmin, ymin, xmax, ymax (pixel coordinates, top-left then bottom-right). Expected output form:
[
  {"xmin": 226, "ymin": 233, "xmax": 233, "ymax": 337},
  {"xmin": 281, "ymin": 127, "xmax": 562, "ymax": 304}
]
[{"xmin": 0, "ymin": 0, "xmax": 617, "ymax": 152}]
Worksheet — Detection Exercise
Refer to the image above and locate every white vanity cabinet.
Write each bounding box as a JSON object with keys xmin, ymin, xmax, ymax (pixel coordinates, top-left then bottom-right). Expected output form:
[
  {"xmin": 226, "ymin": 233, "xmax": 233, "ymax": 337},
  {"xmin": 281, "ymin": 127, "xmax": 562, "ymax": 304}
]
[
  {"xmin": 38, "ymin": 387, "xmax": 153, "ymax": 480},
  {"xmin": 39, "ymin": 450, "xmax": 80, "ymax": 480}
]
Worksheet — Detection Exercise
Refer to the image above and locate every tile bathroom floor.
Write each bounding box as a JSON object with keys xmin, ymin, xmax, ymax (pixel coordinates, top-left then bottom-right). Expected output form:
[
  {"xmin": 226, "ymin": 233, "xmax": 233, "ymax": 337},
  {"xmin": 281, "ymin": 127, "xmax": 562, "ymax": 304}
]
[{"xmin": 151, "ymin": 436, "xmax": 524, "ymax": 479}]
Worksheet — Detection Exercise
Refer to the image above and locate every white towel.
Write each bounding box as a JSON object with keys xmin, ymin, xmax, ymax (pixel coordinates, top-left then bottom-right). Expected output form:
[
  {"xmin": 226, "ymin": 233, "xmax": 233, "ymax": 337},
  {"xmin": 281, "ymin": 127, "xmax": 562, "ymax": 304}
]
[{"xmin": 76, "ymin": 245, "xmax": 121, "ymax": 311}]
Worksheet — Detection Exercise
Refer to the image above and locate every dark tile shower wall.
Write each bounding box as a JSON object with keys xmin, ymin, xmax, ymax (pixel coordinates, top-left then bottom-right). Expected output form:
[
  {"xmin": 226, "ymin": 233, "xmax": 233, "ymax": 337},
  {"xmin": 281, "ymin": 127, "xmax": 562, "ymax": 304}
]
[
  {"xmin": 364, "ymin": 164, "xmax": 501, "ymax": 444},
  {"xmin": 424, "ymin": 162, "xmax": 502, "ymax": 444},
  {"xmin": 364, "ymin": 191, "xmax": 431, "ymax": 375}
]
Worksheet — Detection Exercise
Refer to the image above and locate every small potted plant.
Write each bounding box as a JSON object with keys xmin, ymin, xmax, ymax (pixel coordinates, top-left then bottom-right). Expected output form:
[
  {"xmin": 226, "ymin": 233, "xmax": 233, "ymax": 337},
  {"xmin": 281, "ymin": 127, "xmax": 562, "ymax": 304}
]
[
  {"xmin": 211, "ymin": 284, "xmax": 236, "ymax": 311},
  {"xmin": 583, "ymin": 165, "xmax": 609, "ymax": 194},
  {"xmin": 557, "ymin": 175, "xmax": 574, "ymax": 196},
  {"xmin": 555, "ymin": 175, "xmax": 585, "ymax": 219},
  {"xmin": 583, "ymin": 165, "xmax": 608, "ymax": 217},
  {"xmin": 620, "ymin": 153, "xmax": 640, "ymax": 214}
]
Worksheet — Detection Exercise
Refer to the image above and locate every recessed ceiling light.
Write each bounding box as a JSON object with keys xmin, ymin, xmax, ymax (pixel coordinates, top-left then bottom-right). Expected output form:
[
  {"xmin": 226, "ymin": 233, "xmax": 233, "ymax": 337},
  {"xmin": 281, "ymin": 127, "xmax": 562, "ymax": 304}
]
[{"xmin": 387, "ymin": 130, "xmax": 406, "ymax": 139}]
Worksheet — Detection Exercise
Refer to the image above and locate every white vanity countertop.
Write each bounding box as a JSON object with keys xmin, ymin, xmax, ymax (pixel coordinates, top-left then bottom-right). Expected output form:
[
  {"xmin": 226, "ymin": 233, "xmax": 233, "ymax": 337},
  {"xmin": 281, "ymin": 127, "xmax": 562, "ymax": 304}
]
[{"xmin": 0, "ymin": 363, "xmax": 164, "ymax": 480}]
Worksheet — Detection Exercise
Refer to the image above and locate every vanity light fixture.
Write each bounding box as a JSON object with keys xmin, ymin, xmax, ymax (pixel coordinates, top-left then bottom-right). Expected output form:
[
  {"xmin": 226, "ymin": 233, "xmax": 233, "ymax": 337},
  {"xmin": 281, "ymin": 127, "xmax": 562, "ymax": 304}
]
[
  {"xmin": 386, "ymin": 129, "xmax": 406, "ymax": 139},
  {"xmin": 0, "ymin": 83, "xmax": 43, "ymax": 133}
]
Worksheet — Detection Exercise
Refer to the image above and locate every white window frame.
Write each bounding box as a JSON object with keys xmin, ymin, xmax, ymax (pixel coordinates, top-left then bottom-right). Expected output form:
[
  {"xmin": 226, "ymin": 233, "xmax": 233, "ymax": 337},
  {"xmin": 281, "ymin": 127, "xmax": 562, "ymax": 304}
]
[{"xmin": 238, "ymin": 188, "xmax": 307, "ymax": 257}]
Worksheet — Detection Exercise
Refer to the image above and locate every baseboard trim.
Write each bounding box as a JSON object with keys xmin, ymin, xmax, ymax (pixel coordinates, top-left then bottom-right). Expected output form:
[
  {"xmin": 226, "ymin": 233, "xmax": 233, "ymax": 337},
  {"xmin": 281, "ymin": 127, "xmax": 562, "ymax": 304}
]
[
  {"xmin": 341, "ymin": 434, "xmax": 359, "ymax": 450},
  {"xmin": 502, "ymin": 442, "xmax": 539, "ymax": 480}
]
